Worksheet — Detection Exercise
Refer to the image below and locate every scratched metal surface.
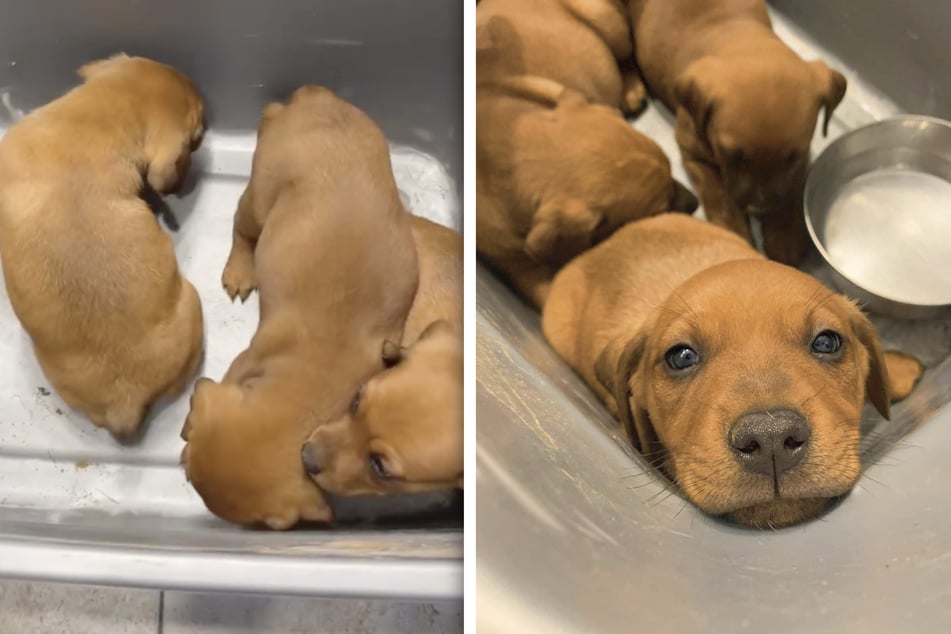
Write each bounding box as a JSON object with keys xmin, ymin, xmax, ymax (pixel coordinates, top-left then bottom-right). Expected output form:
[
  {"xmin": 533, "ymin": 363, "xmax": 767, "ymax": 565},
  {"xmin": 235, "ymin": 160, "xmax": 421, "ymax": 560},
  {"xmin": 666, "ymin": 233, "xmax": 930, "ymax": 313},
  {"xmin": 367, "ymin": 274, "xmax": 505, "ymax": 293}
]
[
  {"xmin": 0, "ymin": 0, "xmax": 462, "ymax": 599},
  {"xmin": 476, "ymin": 7, "xmax": 951, "ymax": 632}
]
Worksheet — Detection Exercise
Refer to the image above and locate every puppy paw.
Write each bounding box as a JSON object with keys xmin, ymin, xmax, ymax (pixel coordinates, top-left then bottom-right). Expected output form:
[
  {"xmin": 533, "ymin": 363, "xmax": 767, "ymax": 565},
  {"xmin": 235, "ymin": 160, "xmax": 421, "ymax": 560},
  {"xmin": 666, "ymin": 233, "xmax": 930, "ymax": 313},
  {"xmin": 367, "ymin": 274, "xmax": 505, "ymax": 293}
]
[
  {"xmin": 622, "ymin": 81, "xmax": 648, "ymax": 116},
  {"xmin": 221, "ymin": 257, "xmax": 256, "ymax": 302},
  {"xmin": 620, "ymin": 64, "xmax": 648, "ymax": 116}
]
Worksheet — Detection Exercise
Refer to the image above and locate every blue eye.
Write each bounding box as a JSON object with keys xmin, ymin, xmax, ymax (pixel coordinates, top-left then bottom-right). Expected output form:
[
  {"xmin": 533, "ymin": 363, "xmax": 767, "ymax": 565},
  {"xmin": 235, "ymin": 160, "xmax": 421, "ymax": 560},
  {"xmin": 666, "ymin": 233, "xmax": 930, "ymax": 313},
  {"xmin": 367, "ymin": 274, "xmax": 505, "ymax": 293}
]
[
  {"xmin": 665, "ymin": 345, "xmax": 701, "ymax": 371},
  {"xmin": 811, "ymin": 331, "xmax": 842, "ymax": 355}
]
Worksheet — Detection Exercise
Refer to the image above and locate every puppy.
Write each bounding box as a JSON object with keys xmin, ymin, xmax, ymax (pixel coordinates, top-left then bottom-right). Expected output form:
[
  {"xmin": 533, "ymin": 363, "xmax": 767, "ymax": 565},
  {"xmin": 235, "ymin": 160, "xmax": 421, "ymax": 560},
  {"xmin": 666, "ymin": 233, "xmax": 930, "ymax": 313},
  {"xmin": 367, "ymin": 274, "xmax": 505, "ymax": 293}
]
[
  {"xmin": 543, "ymin": 214, "xmax": 920, "ymax": 529},
  {"xmin": 0, "ymin": 54, "xmax": 205, "ymax": 440},
  {"xmin": 477, "ymin": 0, "xmax": 645, "ymax": 113},
  {"xmin": 180, "ymin": 86, "xmax": 419, "ymax": 529},
  {"xmin": 477, "ymin": 66, "xmax": 697, "ymax": 307},
  {"xmin": 629, "ymin": 0, "xmax": 847, "ymax": 264},
  {"xmin": 301, "ymin": 216, "xmax": 463, "ymax": 496}
]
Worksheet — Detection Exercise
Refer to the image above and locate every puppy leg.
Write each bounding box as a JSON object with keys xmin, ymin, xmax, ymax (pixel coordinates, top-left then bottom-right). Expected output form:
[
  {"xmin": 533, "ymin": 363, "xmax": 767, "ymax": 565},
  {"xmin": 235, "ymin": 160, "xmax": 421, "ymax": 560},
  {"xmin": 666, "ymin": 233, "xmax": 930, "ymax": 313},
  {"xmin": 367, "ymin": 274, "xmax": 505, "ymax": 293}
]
[
  {"xmin": 883, "ymin": 350, "xmax": 925, "ymax": 403},
  {"xmin": 222, "ymin": 188, "xmax": 262, "ymax": 301},
  {"xmin": 683, "ymin": 157, "xmax": 752, "ymax": 244},
  {"xmin": 760, "ymin": 208, "xmax": 811, "ymax": 266}
]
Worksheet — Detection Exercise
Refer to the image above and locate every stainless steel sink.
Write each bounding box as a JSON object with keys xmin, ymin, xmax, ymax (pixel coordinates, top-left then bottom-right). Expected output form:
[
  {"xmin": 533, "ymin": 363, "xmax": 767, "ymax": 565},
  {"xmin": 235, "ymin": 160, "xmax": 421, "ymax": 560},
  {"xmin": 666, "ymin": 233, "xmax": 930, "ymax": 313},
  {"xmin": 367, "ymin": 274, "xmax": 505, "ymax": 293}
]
[
  {"xmin": 477, "ymin": 2, "xmax": 951, "ymax": 630},
  {"xmin": 0, "ymin": 0, "xmax": 462, "ymax": 600}
]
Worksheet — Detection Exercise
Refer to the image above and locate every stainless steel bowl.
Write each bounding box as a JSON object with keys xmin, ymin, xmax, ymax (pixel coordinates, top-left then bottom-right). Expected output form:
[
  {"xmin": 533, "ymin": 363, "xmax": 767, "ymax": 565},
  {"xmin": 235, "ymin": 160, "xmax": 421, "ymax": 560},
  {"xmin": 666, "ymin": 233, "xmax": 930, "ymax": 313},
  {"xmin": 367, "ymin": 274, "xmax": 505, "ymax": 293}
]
[{"xmin": 804, "ymin": 115, "xmax": 951, "ymax": 319}]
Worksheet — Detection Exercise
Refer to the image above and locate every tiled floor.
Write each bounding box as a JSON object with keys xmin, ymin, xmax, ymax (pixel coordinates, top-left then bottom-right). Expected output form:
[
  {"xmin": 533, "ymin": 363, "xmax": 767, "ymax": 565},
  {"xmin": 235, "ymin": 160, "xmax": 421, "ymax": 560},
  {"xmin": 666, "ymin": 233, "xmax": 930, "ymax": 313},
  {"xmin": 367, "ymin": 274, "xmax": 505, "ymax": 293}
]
[{"xmin": 0, "ymin": 580, "xmax": 463, "ymax": 633}]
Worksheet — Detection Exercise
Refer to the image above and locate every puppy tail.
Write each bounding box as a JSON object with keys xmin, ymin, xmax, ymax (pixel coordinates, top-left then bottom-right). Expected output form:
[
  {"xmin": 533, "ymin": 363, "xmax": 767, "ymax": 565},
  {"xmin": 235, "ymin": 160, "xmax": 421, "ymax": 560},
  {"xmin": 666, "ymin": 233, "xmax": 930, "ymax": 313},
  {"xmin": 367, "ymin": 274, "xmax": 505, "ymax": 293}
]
[{"xmin": 670, "ymin": 180, "xmax": 699, "ymax": 214}]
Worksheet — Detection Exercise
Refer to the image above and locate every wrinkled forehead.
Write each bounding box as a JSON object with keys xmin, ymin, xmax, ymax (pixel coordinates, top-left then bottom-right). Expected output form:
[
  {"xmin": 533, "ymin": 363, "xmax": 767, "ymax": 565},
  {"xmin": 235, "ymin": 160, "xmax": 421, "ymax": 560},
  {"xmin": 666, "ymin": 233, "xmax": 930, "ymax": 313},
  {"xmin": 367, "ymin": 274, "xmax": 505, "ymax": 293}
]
[{"xmin": 654, "ymin": 262, "xmax": 848, "ymax": 342}]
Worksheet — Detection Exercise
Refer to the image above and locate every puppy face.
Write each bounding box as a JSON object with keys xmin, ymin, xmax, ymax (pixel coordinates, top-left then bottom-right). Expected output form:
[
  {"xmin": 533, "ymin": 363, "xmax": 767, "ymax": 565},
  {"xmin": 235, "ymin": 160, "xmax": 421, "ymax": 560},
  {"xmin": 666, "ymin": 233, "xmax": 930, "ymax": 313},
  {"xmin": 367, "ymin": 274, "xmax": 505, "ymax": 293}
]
[
  {"xmin": 676, "ymin": 58, "xmax": 845, "ymax": 216},
  {"xmin": 301, "ymin": 322, "xmax": 463, "ymax": 496},
  {"xmin": 597, "ymin": 260, "xmax": 889, "ymax": 528},
  {"xmin": 180, "ymin": 378, "xmax": 332, "ymax": 530}
]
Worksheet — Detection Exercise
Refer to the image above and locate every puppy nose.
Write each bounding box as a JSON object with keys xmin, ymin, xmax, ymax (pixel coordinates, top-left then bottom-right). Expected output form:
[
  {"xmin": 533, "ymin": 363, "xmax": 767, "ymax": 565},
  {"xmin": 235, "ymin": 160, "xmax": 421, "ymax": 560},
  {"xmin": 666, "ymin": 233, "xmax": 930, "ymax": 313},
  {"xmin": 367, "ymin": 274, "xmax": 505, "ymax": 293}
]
[
  {"xmin": 301, "ymin": 442, "xmax": 321, "ymax": 475},
  {"xmin": 729, "ymin": 410, "xmax": 811, "ymax": 477}
]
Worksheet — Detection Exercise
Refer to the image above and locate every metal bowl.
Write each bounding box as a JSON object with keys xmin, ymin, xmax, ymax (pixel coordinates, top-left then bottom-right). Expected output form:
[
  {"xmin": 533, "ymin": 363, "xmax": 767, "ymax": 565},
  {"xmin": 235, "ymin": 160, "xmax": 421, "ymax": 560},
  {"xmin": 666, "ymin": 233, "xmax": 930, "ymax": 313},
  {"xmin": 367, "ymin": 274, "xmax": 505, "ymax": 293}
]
[{"xmin": 804, "ymin": 115, "xmax": 951, "ymax": 319}]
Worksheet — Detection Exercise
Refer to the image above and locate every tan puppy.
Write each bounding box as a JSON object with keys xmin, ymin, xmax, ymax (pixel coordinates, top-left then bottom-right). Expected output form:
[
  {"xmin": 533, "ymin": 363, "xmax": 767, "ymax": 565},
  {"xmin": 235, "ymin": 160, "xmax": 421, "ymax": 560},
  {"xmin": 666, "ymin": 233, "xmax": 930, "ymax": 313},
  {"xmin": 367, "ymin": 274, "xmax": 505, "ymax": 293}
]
[
  {"xmin": 0, "ymin": 54, "xmax": 205, "ymax": 440},
  {"xmin": 629, "ymin": 0, "xmax": 847, "ymax": 264},
  {"xmin": 180, "ymin": 86, "xmax": 419, "ymax": 529},
  {"xmin": 301, "ymin": 217, "xmax": 463, "ymax": 496},
  {"xmin": 543, "ymin": 214, "xmax": 922, "ymax": 529},
  {"xmin": 477, "ymin": 0, "xmax": 645, "ymax": 113},
  {"xmin": 477, "ymin": 67, "xmax": 697, "ymax": 307}
]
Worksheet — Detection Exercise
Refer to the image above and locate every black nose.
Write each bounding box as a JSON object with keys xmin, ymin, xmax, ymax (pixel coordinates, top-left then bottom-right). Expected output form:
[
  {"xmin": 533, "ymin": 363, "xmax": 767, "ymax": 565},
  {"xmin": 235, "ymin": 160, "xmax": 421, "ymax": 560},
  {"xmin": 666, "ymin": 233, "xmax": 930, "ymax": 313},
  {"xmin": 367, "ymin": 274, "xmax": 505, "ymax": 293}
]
[
  {"xmin": 729, "ymin": 410, "xmax": 811, "ymax": 477},
  {"xmin": 301, "ymin": 442, "xmax": 321, "ymax": 475}
]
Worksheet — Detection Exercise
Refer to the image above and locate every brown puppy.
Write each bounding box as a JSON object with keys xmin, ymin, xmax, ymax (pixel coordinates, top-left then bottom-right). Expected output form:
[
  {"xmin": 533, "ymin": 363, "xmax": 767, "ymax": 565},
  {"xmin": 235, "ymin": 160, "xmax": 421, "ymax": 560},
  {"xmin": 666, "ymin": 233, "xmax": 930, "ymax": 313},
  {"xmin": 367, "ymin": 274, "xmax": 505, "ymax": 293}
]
[
  {"xmin": 629, "ymin": 0, "xmax": 847, "ymax": 264},
  {"xmin": 543, "ymin": 214, "xmax": 919, "ymax": 529},
  {"xmin": 301, "ymin": 217, "xmax": 463, "ymax": 496},
  {"xmin": 477, "ymin": 0, "xmax": 645, "ymax": 113},
  {"xmin": 180, "ymin": 86, "xmax": 419, "ymax": 529},
  {"xmin": 477, "ymin": 65, "xmax": 697, "ymax": 307},
  {"xmin": 0, "ymin": 54, "xmax": 205, "ymax": 440}
]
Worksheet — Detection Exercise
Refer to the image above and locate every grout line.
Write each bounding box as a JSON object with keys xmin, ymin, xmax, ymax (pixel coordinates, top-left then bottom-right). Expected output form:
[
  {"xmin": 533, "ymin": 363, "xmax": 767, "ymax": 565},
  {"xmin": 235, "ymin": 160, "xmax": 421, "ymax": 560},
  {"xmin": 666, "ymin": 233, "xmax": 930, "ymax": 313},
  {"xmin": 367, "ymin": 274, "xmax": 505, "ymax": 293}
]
[{"xmin": 157, "ymin": 590, "xmax": 165, "ymax": 634}]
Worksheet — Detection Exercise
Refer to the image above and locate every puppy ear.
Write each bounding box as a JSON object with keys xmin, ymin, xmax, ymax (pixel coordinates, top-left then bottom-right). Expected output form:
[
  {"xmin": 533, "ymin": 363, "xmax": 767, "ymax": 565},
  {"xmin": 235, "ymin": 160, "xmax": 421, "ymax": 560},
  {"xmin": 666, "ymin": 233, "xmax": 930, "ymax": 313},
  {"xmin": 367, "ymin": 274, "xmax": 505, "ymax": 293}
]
[
  {"xmin": 181, "ymin": 377, "xmax": 215, "ymax": 440},
  {"xmin": 882, "ymin": 350, "xmax": 925, "ymax": 403},
  {"xmin": 77, "ymin": 52, "xmax": 130, "ymax": 80},
  {"xmin": 594, "ymin": 334, "xmax": 653, "ymax": 453},
  {"xmin": 673, "ymin": 59, "xmax": 720, "ymax": 144},
  {"xmin": 808, "ymin": 61, "xmax": 847, "ymax": 137},
  {"xmin": 524, "ymin": 199, "xmax": 603, "ymax": 267},
  {"xmin": 850, "ymin": 310, "xmax": 890, "ymax": 420}
]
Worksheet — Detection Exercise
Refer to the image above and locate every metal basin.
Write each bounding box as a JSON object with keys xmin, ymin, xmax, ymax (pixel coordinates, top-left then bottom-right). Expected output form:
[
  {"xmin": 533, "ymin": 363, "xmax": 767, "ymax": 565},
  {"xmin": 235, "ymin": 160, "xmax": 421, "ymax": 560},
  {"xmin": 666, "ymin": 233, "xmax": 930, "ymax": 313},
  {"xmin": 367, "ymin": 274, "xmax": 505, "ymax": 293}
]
[
  {"xmin": 0, "ymin": 0, "xmax": 462, "ymax": 599},
  {"xmin": 805, "ymin": 116, "xmax": 951, "ymax": 319}
]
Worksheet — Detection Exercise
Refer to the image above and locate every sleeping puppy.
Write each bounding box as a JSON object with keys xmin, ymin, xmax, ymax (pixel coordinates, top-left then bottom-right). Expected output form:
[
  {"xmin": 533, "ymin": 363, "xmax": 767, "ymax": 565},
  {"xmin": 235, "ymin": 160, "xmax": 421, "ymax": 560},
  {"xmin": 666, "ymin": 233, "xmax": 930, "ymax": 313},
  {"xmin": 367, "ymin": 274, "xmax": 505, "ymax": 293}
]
[
  {"xmin": 477, "ymin": 65, "xmax": 697, "ymax": 307},
  {"xmin": 629, "ymin": 0, "xmax": 847, "ymax": 265},
  {"xmin": 543, "ymin": 214, "xmax": 922, "ymax": 528},
  {"xmin": 477, "ymin": 0, "xmax": 645, "ymax": 114},
  {"xmin": 180, "ymin": 86, "xmax": 419, "ymax": 529},
  {"xmin": 0, "ymin": 54, "xmax": 205, "ymax": 440},
  {"xmin": 301, "ymin": 217, "xmax": 463, "ymax": 496}
]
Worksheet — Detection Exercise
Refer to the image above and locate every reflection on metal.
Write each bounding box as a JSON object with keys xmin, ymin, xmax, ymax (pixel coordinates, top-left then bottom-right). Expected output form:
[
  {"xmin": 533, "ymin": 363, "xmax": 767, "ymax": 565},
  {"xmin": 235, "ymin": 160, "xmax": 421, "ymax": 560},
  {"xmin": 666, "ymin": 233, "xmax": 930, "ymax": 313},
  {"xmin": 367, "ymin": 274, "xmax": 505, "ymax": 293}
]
[{"xmin": 477, "ymin": 4, "xmax": 951, "ymax": 628}]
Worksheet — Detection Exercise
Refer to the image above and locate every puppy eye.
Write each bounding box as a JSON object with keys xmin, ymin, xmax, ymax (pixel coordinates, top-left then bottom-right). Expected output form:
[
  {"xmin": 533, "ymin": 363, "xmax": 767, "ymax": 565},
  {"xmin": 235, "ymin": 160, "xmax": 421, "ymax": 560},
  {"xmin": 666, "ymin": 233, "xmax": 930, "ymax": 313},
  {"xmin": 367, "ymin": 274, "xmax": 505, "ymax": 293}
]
[
  {"xmin": 811, "ymin": 330, "xmax": 842, "ymax": 355},
  {"xmin": 728, "ymin": 149, "xmax": 746, "ymax": 165},
  {"xmin": 350, "ymin": 387, "xmax": 363, "ymax": 414},
  {"xmin": 368, "ymin": 453, "xmax": 392, "ymax": 480},
  {"xmin": 665, "ymin": 345, "xmax": 701, "ymax": 371},
  {"xmin": 786, "ymin": 150, "xmax": 801, "ymax": 165}
]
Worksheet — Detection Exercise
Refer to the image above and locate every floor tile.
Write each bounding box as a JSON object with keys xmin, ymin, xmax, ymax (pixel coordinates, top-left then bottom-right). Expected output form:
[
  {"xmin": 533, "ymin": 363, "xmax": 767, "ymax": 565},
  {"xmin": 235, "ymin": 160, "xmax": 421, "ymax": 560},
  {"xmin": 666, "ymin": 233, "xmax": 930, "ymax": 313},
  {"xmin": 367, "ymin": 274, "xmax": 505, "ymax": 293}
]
[
  {"xmin": 0, "ymin": 579, "xmax": 160, "ymax": 634},
  {"xmin": 162, "ymin": 592, "xmax": 462, "ymax": 633}
]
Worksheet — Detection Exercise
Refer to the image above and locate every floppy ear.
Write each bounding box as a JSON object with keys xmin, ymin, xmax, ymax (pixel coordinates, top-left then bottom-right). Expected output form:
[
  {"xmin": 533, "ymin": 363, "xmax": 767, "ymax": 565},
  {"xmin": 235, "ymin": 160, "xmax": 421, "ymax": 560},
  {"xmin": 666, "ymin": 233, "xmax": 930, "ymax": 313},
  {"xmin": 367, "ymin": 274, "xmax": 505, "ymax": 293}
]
[
  {"xmin": 524, "ymin": 198, "xmax": 603, "ymax": 267},
  {"xmin": 808, "ymin": 61, "xmax": 847, "ymax": 137},
  {"xmin": 77, "ymin": 53, "xmax": 130, "ymax": 80},
  {"xmin": 181, "ymin": 377, "xmax": 215, "ymax": 441},
  {"xmin": 850, "ymin": 310, "xmax": 890, "ymax": 420},
  {"xmin": 673, "ymin": 58, "xmax": 721, "ymax": 145},
  {"xmin": 594, "ymin": 334, "xmax": 653, "ymax": 453}
]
